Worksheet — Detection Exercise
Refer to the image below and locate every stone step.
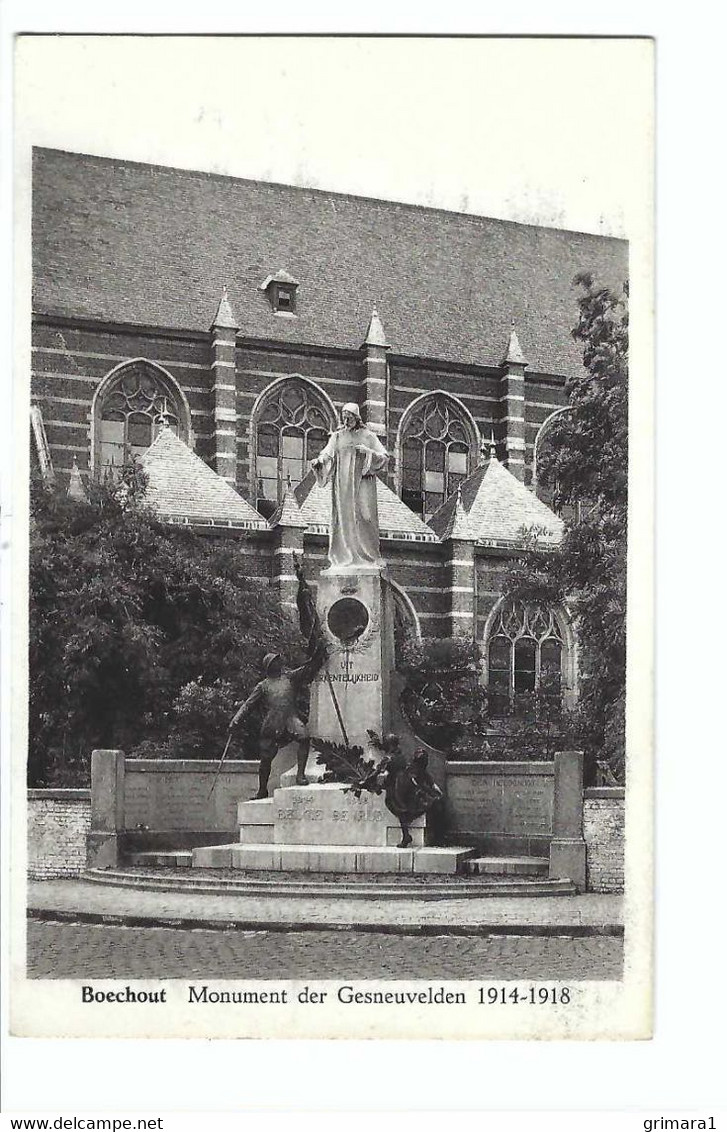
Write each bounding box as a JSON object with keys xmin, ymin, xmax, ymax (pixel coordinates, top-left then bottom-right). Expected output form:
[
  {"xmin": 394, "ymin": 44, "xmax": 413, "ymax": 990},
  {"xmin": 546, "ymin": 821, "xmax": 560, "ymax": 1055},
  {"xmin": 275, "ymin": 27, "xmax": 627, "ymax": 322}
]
[
  {"xmin": 236, "ymin": 797, "xmax": 275, "ymax": 824},
  {"xmin": 86, "ymin": 867, "xmax": 579, "ymax": 900},
  {"xmin": 192, "ymin": 843, "xmax": 239, "ymax": 868},
  {"xmin": 191, "ymin": 842, "xmax": 474, "ymax": 875},
  {"xmin": 279, "ymin": 759, "xmax": 327, "ymax": 788},
  {"xmin": 128, "ymin": 849, "xmax": 550, "ymax": 878},
  {"xmin": 465, "ymin": 856, "xmax": 549, "ymax": 877},
  {"xmin": 127, "ymin": 850, "xmax": 194, "ymax": 868}
]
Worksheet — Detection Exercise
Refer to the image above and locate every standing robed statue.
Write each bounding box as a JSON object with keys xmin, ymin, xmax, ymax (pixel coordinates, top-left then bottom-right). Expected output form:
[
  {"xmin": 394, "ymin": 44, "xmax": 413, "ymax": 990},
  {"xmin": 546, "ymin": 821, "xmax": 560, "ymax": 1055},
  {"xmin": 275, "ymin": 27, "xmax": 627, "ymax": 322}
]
[{"xmin": 311, "ymin": 402, "xmax": 388, "ymax": 570}]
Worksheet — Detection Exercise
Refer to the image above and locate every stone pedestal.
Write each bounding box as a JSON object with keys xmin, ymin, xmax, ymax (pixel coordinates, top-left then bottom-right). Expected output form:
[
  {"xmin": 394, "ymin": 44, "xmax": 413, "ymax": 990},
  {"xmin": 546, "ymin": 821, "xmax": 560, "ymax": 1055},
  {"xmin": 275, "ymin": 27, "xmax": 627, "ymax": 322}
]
[
  {"xmin": 87, "ymin": 748, "xmax": 125, "ymax": 869},
  {"xmin": 308, "ymin": 565, "xmax": 395, "ymax": 753},
  {"xmin": 548, "ymin": 749, "xmax": 587, "ymax": 891},
  {"xmin": 245, "ymin": 782, "xmax": 427, "ymax": 848},
  {"xmin": 190, "ymin": 777, "xmax": 473, "ymax": 874}
]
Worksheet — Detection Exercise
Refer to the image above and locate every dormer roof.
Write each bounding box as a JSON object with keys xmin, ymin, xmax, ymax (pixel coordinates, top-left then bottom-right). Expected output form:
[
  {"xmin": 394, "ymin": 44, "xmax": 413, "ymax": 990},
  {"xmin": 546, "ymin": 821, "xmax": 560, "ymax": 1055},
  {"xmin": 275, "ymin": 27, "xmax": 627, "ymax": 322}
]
[
  {"xmin": 428, "ymin": 452, "xmax": 563, "ymax": 546},
  {"xmin": 268, "ymin": 484, "xmax": 308, "ymax": 529},
  {"xmin": 294, "ymin": 469, "xmax": 437, "ymax": 543},
  {"xmin": 140, "ymin": 427, "xmax": 267, "ymax": 529},
  {"xmin": 435, "ymin": 486, "xmax": 479, "ymax": 542},
  {"xmin": 259, "ymin": 269, "xmax": 300, "ymax": 291}
]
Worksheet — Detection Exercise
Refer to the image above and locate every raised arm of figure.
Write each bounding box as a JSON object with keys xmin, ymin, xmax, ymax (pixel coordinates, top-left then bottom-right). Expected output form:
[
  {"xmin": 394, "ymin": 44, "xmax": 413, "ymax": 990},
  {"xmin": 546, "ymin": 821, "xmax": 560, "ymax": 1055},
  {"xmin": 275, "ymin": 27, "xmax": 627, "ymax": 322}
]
[{"xmin": 289, "ymin": 639, "xmax": 328, "ymax": 689}]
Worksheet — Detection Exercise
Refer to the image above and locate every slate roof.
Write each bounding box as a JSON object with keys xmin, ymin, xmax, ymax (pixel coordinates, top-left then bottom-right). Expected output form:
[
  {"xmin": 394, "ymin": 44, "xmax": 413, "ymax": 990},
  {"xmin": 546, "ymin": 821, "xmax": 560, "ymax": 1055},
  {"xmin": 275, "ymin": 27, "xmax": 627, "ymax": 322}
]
[
  {"xmin": 269, "ymin": 484, "xmax": 308, "ymax": 529},
  {"xmin": 434, "ymin": 487, "xmax": 479, "ymax": 542},
  {"xmin": 294, "ymin": 470, "xmax": 437, "ymax": 543},
  {"xmin": 32, "ymin": 148, "xmax": 628, "ymax": 378},
  {"xmin": 428, "ymin": 454, "xmax": 564, "ymax": 546},
  {"xmin": 139, "ymin": 427, "xmax": 267, "ymax": 528}
]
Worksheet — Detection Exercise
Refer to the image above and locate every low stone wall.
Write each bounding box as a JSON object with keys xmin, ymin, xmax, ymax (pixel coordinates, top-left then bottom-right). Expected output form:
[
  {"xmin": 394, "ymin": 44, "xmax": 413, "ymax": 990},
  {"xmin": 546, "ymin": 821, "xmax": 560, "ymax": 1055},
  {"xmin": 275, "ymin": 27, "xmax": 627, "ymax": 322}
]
[
  {"xmin": 445, "ymin": 761, "xmax": 555, "ymax": 855},
  {"xmin": 584, "ymin": 787, "xmax": 625, "ymax": 893},
  {"xmin": 124, "ymin": 759, "xmax": 260, "ymax": 840},
  {"xmin": 80, "ymin": 748, "xmax": 591, "ymax": 891},
  {"xmin": 28, "ymin": 789, "xmax": 91, "ymax": 878}
]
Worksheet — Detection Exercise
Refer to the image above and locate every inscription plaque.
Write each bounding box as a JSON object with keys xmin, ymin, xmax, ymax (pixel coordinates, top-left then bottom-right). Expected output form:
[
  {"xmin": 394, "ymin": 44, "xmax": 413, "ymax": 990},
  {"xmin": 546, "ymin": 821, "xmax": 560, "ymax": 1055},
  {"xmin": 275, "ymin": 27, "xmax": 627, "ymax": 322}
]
[
  {"xmin": 124, "ymin": 770, "xmax": 249, "ymax": 832},
  {"xmin": 503, "ymin": 776, "xmax": 553, "ymax": 834},
  {"xmin": 273, "ymin": 782, "xmax": 410, "ymax": 846},
  {"xmin": 447, "ymin": 769, "xmax": 554, "ymax": 836}
]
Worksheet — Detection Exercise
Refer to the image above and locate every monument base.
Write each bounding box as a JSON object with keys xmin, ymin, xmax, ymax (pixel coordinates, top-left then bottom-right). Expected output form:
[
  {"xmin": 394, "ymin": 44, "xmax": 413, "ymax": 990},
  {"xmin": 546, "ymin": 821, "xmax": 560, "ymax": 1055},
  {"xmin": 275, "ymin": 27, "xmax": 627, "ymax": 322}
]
[
  {"xmin": 241, "ymin": 781, "xmax": 428, "ymax": 848},
  {"xmin": 190, "ymin": 779, "xmax": 473, "ymax": 875},
  {"xmin": 192, "ymin": 841, "xmax": 474, "ymax": 874}
]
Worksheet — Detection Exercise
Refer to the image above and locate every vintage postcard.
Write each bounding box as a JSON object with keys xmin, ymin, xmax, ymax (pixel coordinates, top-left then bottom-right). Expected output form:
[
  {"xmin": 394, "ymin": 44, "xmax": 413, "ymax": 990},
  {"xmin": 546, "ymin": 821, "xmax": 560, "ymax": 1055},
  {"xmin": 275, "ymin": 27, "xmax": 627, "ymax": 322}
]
[{"xmin": 9, "ymin": 33, "xmax": 653, "ymax": 1041}]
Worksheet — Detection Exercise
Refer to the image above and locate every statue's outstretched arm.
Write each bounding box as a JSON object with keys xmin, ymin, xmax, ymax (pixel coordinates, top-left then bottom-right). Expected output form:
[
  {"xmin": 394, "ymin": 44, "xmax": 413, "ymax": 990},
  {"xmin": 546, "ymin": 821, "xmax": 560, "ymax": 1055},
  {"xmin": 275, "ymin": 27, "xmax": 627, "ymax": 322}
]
[
  {"xmin": 311, "ymin": 433, "xmax": 336, "ymax": 486},
  {"xmin": 229, "ymin": 681, "xmax": 265, "ymax": 731}
]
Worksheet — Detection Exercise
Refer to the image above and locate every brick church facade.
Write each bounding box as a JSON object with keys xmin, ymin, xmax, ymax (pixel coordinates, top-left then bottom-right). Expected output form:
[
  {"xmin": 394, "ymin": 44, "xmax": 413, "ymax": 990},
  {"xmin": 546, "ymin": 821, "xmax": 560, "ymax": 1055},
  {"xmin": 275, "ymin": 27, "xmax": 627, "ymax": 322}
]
[{"xmin": 30, "ymin": 148, "xmax": 628, "ymax": 719}]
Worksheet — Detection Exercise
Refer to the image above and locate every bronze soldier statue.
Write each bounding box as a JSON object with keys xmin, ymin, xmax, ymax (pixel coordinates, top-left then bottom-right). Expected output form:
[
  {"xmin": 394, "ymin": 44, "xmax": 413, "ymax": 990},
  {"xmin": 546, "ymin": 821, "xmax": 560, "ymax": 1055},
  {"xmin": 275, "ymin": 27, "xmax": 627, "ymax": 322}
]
[{"xmin": 229, "ymin": 646, "xmax": 326, "ymax": 799}]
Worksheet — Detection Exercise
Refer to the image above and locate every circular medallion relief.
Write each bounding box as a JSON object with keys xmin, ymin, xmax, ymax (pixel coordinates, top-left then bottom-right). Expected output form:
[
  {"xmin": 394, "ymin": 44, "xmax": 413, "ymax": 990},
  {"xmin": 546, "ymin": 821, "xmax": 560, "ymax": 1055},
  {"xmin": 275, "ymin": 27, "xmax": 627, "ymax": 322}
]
[{"xmin": 327, "ymin": 598, "xmax": 369, "ymax": 645}]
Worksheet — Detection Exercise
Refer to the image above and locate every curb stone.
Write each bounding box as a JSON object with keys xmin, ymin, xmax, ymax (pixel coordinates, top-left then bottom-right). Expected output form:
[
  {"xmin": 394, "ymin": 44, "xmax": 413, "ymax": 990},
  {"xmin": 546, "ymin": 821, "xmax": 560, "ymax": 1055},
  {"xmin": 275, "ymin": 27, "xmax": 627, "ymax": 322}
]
[{"xmin": 27, "ymin": 907, "xmax": 624, "ymax": 938}]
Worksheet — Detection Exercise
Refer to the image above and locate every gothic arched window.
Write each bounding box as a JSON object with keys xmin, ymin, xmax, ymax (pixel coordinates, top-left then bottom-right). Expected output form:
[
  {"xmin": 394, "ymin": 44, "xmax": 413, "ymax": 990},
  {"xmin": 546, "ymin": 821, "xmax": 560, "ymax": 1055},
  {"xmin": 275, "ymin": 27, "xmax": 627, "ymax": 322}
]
[
  {"xmin": 95, "ymin": 361, "xmax": 187, "ymax": 480},
  {"xmin": 399, "ymin": 394, "xmax": 475, "ymax": 519},
  {"xmin": 254, "ymin": 380, "xmax": 335, "ymax": 518},
  {"xmin": 486, "ymin": 600, "xmax": 565, "ymax": 718}
]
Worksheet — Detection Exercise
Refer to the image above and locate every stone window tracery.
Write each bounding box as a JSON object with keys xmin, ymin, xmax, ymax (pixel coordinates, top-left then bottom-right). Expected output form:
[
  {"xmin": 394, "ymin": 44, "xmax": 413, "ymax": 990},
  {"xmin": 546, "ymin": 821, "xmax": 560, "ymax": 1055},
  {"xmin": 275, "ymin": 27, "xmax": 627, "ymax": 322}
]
[
  {"xmin": 95, "ymin": 362, "xmax": 185, "ymax": 480},
  {"xmin": 399, "ymin": 394, "xmax": 474, "ymax": 519},
  {"xmin": 486, "ymin": 600, "xmax": 565, "ymax": 717},
  {"xmin": 254, "ymin": 380, "xmax": 334, "ymax": 518}
]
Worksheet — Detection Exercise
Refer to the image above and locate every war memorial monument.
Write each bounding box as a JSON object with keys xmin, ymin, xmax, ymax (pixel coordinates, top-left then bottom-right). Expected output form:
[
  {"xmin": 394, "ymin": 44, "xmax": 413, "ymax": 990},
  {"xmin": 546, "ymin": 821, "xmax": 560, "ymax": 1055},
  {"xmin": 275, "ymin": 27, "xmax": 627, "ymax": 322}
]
[{"xmin": 195, "ymin": 402, "xmax": 462, "ymax": 874}]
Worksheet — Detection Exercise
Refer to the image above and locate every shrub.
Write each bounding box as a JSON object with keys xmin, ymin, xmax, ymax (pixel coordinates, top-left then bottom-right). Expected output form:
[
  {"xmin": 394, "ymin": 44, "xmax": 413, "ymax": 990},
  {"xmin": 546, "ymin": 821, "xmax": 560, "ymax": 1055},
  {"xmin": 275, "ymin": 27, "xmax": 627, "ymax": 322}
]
[{"xmin": 29, "ymin": 480, "xmax": 303, "ymax": 785}]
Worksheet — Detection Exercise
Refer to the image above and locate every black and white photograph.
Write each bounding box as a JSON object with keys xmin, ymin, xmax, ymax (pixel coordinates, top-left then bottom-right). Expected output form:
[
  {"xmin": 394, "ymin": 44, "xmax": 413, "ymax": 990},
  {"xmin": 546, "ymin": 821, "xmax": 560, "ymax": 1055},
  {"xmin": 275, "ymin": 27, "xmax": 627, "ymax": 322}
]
[{"xmin": 10, "ymin": 33, "xmax": 652, "ymax": 1041}]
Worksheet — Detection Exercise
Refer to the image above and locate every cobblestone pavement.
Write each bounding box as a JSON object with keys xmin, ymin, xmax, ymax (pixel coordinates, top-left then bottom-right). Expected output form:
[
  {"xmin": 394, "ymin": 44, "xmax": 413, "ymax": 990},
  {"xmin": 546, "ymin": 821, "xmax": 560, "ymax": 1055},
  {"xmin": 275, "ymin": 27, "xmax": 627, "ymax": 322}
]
[{"xmin": 27, "ymin": 920, "xmax": 622, "ymax": 980}]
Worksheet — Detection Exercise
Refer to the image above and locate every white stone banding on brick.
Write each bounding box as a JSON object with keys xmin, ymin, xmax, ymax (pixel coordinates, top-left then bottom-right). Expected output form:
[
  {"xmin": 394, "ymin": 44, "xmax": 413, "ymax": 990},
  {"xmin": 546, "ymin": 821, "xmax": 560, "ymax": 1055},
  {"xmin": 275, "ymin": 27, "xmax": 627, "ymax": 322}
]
[
  {"xmin": 33, "ymin": 347, "xmax": 211, "ymax": 371},
  {"xmin": 239, "ymin": 367, "xmax": 361, "ymax": 390}
]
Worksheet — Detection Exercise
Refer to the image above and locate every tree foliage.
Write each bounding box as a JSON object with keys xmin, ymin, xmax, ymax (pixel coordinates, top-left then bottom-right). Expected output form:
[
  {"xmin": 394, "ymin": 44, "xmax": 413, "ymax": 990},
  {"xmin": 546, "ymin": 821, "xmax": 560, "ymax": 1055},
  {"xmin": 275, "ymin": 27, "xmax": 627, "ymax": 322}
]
[
  {"xmin": 397, "ymin": 635, "xmax": 574, "ymax": 761},
  {"xmin": 504, "ymin": 274, "xmax": 629, "ymax": 782},
  {"xmin": 29, "ymin": 481, "xmax": 303, "ymax": 785},
  {"xmin": 398, "ymin": 636, "xmax": 484, "ymax": 753}
]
